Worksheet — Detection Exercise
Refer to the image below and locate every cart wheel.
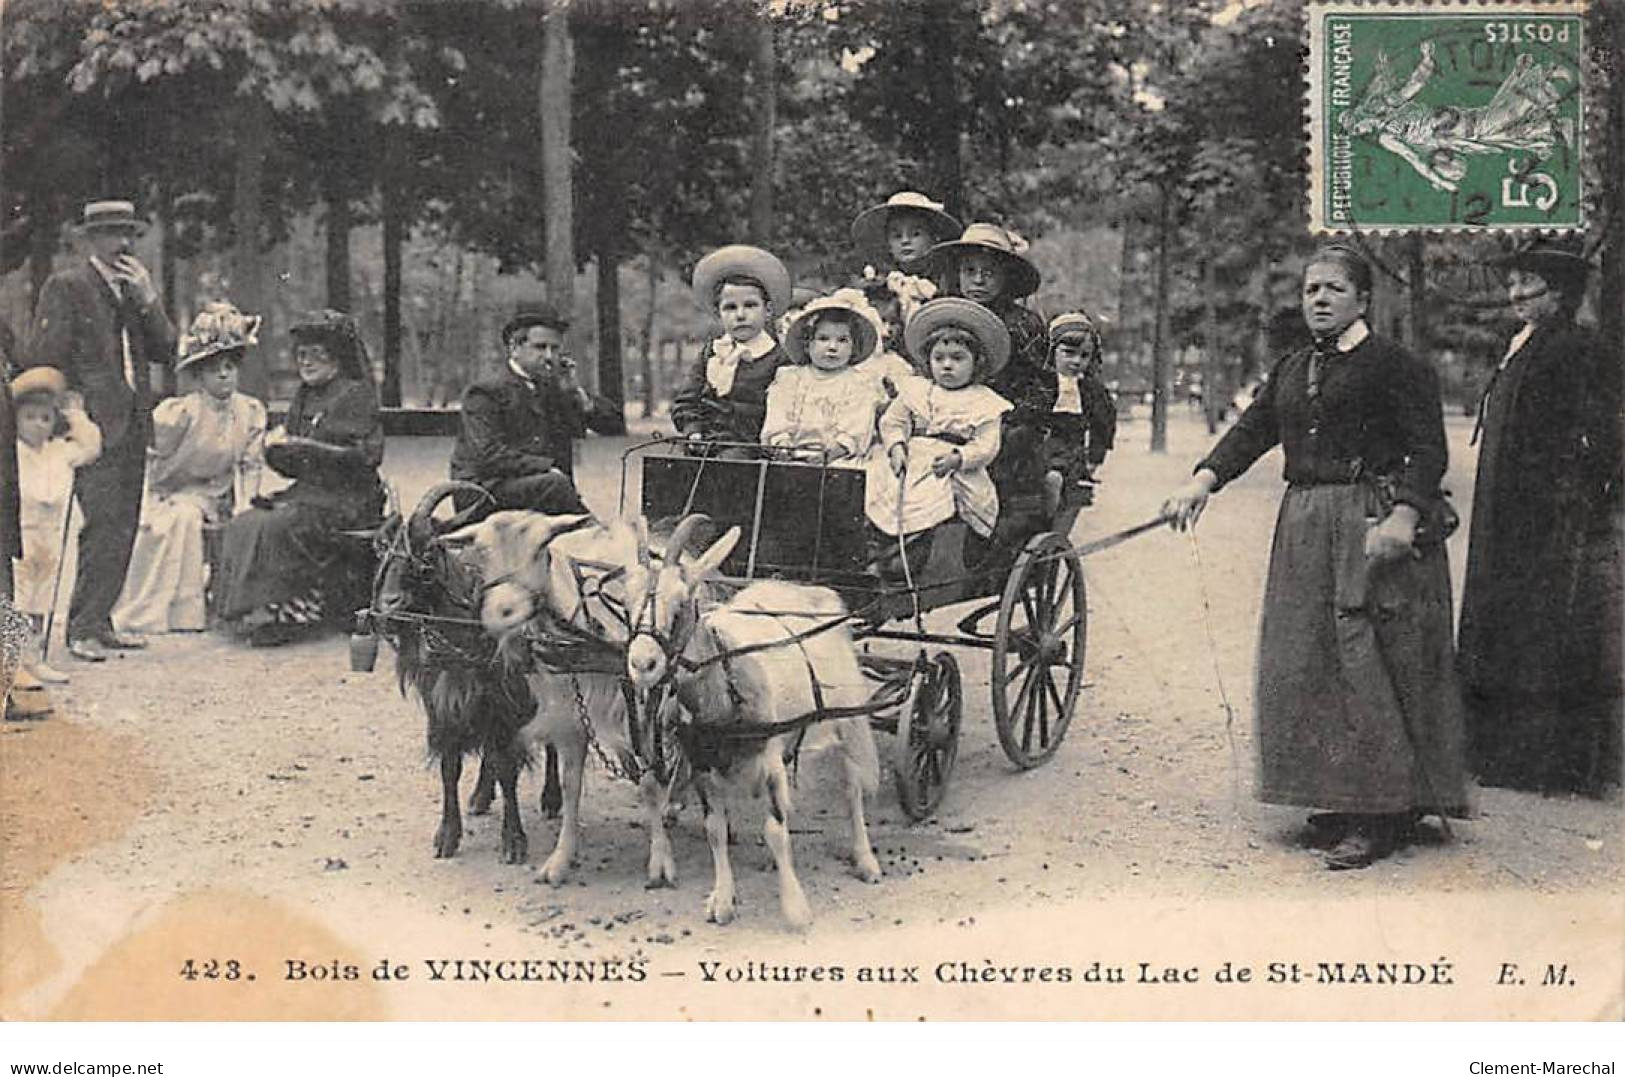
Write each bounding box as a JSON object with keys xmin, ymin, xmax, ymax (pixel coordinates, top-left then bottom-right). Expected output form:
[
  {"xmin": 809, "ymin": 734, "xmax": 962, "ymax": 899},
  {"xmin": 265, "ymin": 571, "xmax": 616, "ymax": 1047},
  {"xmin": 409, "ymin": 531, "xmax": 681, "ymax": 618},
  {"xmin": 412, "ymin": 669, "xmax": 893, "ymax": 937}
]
[
  {"xmin": 893, "ymin": 651, "xmax": 962, "ymax": 821},
  {"xmin": 991, "ymin": 532, "xmax": 1087, "ymax": 768}
]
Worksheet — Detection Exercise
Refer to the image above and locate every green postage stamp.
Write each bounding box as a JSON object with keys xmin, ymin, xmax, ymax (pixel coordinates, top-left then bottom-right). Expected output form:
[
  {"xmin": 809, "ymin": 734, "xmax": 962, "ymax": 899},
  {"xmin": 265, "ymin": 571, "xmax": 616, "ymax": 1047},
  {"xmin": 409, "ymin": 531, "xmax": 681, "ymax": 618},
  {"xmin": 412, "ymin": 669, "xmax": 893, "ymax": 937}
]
[{"xmin": 1308, "ymin": 1, "xmax": 1586, "ymax": 231}]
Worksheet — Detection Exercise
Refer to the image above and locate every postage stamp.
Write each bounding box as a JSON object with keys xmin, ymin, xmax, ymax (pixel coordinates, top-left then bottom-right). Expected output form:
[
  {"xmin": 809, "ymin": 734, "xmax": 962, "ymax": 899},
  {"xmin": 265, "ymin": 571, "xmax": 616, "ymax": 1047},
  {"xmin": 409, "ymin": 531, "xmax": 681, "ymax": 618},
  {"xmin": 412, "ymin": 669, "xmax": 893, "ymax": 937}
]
[{"xmin": 1307, "ymin": 1, "xmax": 1587, "ymax": 232}]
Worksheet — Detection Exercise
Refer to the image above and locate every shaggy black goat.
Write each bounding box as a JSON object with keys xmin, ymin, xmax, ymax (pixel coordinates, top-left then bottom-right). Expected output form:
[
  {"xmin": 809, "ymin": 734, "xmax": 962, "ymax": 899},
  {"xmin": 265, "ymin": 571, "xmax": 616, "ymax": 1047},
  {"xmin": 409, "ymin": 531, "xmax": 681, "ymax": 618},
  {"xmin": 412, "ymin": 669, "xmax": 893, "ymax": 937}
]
[{"xmin": 370, "ymin": 482, "xmax": 560, "ymax": 862}]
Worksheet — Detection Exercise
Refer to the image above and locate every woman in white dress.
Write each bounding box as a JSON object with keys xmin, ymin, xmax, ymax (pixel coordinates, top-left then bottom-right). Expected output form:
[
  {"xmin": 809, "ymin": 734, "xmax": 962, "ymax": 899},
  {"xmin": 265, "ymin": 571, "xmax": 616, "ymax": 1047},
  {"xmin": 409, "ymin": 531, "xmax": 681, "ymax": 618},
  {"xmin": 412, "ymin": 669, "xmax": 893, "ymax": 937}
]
[{"xmin": 114, "ymin": 302, "xmax": 266, "ymax": 635}]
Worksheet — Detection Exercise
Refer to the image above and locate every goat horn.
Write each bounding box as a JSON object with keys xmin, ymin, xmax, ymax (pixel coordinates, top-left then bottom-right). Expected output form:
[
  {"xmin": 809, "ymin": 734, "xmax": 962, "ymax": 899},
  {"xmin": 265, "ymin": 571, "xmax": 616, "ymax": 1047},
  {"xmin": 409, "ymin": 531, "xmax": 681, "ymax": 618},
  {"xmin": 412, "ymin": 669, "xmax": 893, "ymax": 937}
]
[
  {"xmin": 663, "ymin": 513, "xmax": 711, "ymax": 564},
  {"xmin": 407, "ymin": 481, "xmax": 490, "ymax": 542}
]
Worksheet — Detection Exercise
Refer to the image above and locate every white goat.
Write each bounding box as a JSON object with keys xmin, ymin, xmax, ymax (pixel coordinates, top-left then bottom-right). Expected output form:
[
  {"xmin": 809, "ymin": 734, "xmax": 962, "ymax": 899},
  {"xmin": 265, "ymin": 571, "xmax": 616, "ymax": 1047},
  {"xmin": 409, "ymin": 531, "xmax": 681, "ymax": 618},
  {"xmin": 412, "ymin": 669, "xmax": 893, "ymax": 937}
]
[
  {"xmin": 444, "ymin": 509, "xmax": 686, "ymax": 888},
  {"xmin": 623, "ymin": 525, "xmax": 882, "ymax": 928}
]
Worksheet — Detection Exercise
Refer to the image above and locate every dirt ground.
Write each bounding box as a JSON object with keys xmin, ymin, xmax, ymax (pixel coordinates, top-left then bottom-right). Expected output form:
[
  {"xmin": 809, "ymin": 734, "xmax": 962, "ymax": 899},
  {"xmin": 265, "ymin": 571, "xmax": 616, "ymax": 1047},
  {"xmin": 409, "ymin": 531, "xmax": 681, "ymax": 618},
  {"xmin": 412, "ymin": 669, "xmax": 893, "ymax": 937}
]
[{"xmin": 2, "ymin": 410, "xmax": 1619, "ymax": 1021}]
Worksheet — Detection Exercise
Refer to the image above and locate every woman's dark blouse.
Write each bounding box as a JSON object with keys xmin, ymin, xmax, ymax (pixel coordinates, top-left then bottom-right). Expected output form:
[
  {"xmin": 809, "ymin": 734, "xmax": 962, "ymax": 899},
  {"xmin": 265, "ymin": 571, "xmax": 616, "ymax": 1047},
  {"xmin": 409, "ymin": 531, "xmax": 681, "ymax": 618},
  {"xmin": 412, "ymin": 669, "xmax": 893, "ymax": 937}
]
[
  {"xmin": 1198, "ymin": 331, "xmax": 1447, "ymax": 511},
  {"xmin": 279, "ymin": 376, "xmax": 385, "ymax": 496}
]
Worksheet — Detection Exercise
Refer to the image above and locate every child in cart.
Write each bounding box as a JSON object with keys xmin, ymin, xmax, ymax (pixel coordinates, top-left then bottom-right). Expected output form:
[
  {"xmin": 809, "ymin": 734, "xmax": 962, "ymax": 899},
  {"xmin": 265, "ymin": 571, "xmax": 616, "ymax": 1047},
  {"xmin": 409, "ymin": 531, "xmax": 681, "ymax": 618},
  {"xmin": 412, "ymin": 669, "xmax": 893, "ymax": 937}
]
[
  {"xmin": 10, "ymin": 367, "xmax": 101, "ymax": 683},
  {"xmin": 850, "ymin": 190, "xmax": 962, "ymax": 282},
  {"xmin": 671, "ymin": 244, "xmax": 794, "ymax": 450},
  {"xmin": 1039, "ymin": 310, "xmax": 1116, "ymax": 512},
  {"xmin": 761, "ymin": 289, "xmax": 883, "ymax": 463},
  {"xmin": 865, "ymin": 298, "xmax": 1012, "ymax": 576}
]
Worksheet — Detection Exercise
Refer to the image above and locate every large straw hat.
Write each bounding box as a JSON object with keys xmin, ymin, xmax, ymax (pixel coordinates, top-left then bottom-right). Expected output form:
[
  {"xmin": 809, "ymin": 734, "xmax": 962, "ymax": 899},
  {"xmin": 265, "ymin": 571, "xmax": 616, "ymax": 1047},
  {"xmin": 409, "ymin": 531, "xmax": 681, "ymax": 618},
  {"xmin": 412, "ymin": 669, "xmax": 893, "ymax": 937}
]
[
  {"xmin": 904, "ymin": 297, "xmax": 1011, "ymax": 380},
  {"xmin": 8, "ymin": 366, "xmax": 68, "ymax": 404},
  {"xmin": 691, "ymin": 245, "xmax": 792, "ymax": 311},
  {"xmin": 76, "ymin": 199, "xmax": 147, "ymax": 234},
  {"xmin": 177, "ymin": 301, "xmax": 261, "ymax": 373},
  {"xmin": 850, "ymin": 191, "xmax": 962, "ymax": 257},
  {"xmin": 931, "ymin": 222, "xmax": 1041, "ymax": 300},
  {"xmin": 783, "ymin": 289, "xmax": 881, "ymax": 365}
]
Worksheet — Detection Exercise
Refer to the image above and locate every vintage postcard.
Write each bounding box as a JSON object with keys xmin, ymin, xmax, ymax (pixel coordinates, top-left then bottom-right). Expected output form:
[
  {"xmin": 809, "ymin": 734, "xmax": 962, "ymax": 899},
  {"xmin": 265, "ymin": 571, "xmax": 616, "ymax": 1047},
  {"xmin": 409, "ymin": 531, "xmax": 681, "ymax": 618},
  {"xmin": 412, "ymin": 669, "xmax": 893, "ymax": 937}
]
[
  {"xmin": 1309, "ymin": 1, "xmax": 1588, "ymax": 231},
  {"xmin": 1, "ymin": 0, "xmax": 1620, "ymax": 1034}
]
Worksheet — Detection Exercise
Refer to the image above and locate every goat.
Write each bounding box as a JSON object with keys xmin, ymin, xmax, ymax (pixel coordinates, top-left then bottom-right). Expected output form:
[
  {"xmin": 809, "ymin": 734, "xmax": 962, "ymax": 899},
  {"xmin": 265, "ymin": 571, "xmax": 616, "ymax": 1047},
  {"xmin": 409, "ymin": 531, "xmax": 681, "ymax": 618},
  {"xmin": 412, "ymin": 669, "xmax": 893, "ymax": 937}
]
[
  {"xmin": 443, "ymin": 509, "xmax": 701, "ymax": 887},
  {"xmin": 371, "ymin": 482, "xmax": 560, "ymax": 863},
  {"xmin": 623, "ymin": 525, "xmax": 882, "ymax": 928}
]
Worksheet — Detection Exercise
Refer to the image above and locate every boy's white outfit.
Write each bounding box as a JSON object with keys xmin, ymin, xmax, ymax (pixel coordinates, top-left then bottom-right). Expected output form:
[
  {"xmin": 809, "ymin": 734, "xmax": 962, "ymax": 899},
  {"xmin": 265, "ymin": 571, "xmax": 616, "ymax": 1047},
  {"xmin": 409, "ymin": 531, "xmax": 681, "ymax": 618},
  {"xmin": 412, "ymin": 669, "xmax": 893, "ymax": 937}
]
[{"xmin": 13, "ymin": 410, "xmax": 102, "ymax": 616}]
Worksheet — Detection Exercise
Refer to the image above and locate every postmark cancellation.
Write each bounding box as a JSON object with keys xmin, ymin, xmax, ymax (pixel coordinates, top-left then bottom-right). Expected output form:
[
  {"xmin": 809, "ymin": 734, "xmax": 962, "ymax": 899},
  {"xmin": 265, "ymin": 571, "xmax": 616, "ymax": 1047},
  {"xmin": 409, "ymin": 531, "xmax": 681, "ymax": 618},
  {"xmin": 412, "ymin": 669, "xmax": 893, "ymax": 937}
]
[{"xmin": 1308, "ymin": 1, "xmax": 1587, "ymax": 232}]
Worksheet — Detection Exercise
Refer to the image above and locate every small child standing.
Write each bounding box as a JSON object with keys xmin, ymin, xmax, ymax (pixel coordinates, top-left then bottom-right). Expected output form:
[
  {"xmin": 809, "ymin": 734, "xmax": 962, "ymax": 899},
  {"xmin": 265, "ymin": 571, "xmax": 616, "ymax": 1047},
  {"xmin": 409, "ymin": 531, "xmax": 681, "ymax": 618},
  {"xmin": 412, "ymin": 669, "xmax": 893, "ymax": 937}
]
[
  {"xmin": 1040, "ymin": 310, "xmax": 1117, "ymax": 511},
  {"xmin": 866, "ymin": 298, "xmax": 1012, "ymax": 546},
  {"xmin": 670, "ymin": 245, "xmax": 793, "ymax": 447},
  {"xmin": 10, "ymin": 367, "xmax": 102, "ymax": 683}
]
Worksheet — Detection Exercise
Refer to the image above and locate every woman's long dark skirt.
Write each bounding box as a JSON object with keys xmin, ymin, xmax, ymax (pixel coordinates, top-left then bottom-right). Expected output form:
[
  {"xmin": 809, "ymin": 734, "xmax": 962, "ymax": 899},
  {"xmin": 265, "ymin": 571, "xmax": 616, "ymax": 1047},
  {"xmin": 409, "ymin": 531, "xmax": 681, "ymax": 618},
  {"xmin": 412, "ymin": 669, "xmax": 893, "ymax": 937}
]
[
  {"xmin": 216, "ymin": 485, "xmax": 381, "ymax": 622},
  {"xmin": 1254, "ymin": 485, "xmax": 1470, "ymax": 816}
]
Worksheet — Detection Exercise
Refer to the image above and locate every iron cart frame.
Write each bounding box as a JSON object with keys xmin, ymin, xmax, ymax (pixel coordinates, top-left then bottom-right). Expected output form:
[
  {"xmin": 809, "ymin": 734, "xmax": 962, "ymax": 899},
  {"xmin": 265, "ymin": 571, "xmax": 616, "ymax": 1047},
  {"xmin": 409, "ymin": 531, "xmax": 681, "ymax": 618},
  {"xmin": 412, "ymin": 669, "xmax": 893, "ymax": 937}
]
[{"xmin": 624, "ymin": 437, "xmax": 1092, "ymax": 821}]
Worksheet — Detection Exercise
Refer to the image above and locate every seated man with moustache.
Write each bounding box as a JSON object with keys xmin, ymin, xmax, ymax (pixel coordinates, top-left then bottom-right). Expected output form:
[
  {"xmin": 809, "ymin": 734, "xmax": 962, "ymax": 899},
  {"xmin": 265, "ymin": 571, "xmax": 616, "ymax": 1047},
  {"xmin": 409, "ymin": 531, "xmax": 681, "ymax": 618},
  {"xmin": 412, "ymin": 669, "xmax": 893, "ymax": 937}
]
[{"xmin": 449, "ymin": 303, "xmax": 620, "ymax": 518}]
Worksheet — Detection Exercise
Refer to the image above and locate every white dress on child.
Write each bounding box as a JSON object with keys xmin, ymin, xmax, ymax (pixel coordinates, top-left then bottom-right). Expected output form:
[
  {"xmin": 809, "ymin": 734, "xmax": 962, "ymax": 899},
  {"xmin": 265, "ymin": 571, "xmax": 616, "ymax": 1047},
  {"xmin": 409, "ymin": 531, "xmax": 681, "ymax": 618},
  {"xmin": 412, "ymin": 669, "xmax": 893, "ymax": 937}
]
[
  {"xmin": 13, "ymin": 411, "xmax": 102, "ymax": 616},
  {"xmin": 865, "ymin": 375, "xmax": 1011, "ymax": 537},
  {"xmin": 114, "ymin": 392, "xmax": 267, "ymax": 633},
  {"xmin": 760, "ymin": 365, "xmax": 881, "ymax": 461}
]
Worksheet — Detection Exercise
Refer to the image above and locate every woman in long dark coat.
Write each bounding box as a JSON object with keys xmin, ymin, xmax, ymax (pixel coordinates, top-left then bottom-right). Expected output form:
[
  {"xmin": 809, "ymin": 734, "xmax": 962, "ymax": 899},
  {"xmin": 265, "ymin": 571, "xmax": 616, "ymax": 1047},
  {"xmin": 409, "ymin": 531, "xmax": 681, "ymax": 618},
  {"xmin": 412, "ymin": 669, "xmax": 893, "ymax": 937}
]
[
  {"xmin": 1162, "ymin": 244, "xmax": 1470, "ymax": 870},
  {"xmin": 217, "ymin": 310, "xmax": 384, "ymax": 646},
  {"xmin": 1457, "ymin": 241, "xmax": 1621, "ymax": 796}
]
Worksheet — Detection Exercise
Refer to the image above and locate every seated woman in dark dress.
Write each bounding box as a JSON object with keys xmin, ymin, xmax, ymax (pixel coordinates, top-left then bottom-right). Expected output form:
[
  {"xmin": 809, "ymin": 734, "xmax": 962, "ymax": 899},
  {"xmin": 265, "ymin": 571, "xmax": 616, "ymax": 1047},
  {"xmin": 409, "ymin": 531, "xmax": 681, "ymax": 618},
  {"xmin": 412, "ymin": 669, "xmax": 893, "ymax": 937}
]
[{"xmin": 217, "ymin": 310, "xmax": 385, "ymax": 646}]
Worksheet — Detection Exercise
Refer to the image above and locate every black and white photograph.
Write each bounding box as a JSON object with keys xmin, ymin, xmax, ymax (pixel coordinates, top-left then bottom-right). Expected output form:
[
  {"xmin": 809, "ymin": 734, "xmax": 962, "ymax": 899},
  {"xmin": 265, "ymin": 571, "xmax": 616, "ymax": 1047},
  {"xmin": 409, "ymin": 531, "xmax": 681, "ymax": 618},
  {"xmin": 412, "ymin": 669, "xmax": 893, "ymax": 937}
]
[{"xmin": 0, "ymin": 0, "xmax": 1620, "ymax": 1050}]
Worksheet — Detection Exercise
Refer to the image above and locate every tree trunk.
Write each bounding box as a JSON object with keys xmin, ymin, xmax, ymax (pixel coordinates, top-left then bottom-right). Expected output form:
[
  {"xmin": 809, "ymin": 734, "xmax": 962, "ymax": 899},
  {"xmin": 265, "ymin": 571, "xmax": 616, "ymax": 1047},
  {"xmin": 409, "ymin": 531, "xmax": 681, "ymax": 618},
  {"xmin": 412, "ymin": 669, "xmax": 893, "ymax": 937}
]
[
  {"xmin": 381, "ymin": 129, "xmax": 405, "ymax": 407},
  {"xmin": 324, "ymin": 163, "xmax": 352, "ymax": 313},
  {"xmin": 640, "ymin": 255, "xmax": 659, "ymax": 418},
  {"xmin": 920, "ymin": 1, "xmax": 963, "ymax": 216},
  {"xmin": 1201, "ymin": 242, "xmax": 1221, "ymax": 435},
  {"xmin": 540, "ymin": 3, "xmax": 576, "ymax": 351},
  {"xmin": 1601, "ymin": 1, "xmax": 1623, "ymax": 369},
  {"xmin": 1116, "ymin": 211, "xmax": 1135, "ymax": 361},
  {"xmin": 232, "ymin": 96, "xmax": 269, "ymax": 399},
  {"xmin": 748, "ymin": 16, "xmax": 776, "ymax": 244},
  {"xmin": 594, "ymin": 254, "xmax": 627, "ymax": 434},
  {"xmin": 1404, "ymin": 233, "xmax": 1426, "ymax": 352},
  {"xmin": 1149, "ymin": 181, "xmax": 1173, "ymax": 454},
  {"xmin": 158, "ymin": 186, "xmax": 178, "ymax": 397}
]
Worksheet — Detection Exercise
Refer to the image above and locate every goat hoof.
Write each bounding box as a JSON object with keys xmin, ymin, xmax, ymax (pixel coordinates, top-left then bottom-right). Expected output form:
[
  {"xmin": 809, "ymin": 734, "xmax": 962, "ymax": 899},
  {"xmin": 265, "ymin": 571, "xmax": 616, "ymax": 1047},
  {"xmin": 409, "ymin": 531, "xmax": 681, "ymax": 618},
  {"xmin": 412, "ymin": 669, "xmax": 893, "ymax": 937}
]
[
  {"xmin": 539, "ymin": 854, "xmax": 572, "ymax": 886},
  {"xmin": 468, "ymin": 790, "xmax": 494, "ymax": 817},
  {"xmin": 851, "ymin": 855, "xmax": 883, "ymax": 884},
  {"xmin": 501, "ymin": 834, "xmax": 528, "ymax": 865},
  {"xmin": 704, "ymin": 894, "xmax": 735, "ymax": 925},
  {"xmin": 539, "ymin": 792, "xmax": 563, "ymax": 820},
  {"xmin": 433, "ymin": 827, "xmax": 461, "ymax": 859},
  {"xmin": 644, "ymin": 873, "xmax": 677, "ymax": 891}
]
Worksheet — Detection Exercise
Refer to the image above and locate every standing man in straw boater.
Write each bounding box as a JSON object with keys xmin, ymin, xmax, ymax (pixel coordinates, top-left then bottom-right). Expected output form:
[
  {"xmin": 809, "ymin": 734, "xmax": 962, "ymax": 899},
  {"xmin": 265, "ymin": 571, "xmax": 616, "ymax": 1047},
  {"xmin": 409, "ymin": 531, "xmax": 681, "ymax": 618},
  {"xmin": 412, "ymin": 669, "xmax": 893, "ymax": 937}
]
[{"xmin": 25, "ymin": 200, "xmax": 176, "ymax": 663}]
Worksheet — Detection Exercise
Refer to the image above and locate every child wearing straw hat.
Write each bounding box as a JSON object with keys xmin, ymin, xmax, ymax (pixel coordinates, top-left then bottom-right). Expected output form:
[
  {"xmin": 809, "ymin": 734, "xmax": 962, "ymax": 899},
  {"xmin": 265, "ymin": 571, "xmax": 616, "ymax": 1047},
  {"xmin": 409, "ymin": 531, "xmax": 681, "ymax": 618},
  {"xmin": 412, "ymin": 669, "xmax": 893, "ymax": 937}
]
[
  {"xmin": 865, "ymin": 298, "xmax": 1013, "ymax": 552},
  {"xmin": 671, "ymin": 245, "xmax": 794, "ymax": 447},
  {"xmin": 761, "ymin": 289, "xmax": 883, "ymax": 462},
  {"xmin": 851, "ymin": 191, "xmax": 962, "ymax": 280},
  {"xmin": 113, "ymin": 302, "xmax": 268, "ymax": 635},
  {"xmin": 10, "ymin": 367, "xmax": 102, "ymax": 682}
]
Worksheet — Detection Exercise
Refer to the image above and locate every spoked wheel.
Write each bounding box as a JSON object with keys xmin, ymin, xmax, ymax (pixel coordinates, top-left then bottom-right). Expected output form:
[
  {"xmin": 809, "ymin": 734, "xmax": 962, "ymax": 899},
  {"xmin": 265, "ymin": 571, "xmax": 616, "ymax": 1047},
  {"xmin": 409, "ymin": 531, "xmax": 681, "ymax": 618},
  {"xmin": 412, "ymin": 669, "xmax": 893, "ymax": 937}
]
[
  {"xmin": 991, "ymin": 532, "xmax": 1088, "ymax": 768},
  {"xmin": 893, "ymin": 651, "xmax": 962, "ymax": 821}
]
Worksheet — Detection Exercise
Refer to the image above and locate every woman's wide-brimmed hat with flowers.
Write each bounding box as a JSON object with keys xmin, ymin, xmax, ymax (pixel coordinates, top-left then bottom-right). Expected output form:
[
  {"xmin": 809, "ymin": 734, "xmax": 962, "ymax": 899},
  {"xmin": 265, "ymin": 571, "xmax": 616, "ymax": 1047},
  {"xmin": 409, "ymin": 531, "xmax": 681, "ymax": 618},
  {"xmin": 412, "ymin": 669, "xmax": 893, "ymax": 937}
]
[
  {"xmin": 692, "ymin": 244, "xmax": 793, "ymax": 312},
  {"xmin": 850, "ymin": 191, "xmax": 963, "ymax": 257},
  {"xmin": 176, "ymin": 301, "xmax": 261, "ymax": 374},
  {"xmin": 289, "ymin": 309, "xmax": 372, "ymax": 384},
  {"xmin": 931, "ymin": 222, "xmax": 1041, "ymax": 300},
  {"xmin": 783, "ymin": 288, "xmax": 881, "ymax": 366},
  {"xmin": 9, "ymin": 366, "xmax": 68, "ymax": 406},
  {"xmin": 904, "ymin": 297, "xmax": 1011, "ymax": 380}
]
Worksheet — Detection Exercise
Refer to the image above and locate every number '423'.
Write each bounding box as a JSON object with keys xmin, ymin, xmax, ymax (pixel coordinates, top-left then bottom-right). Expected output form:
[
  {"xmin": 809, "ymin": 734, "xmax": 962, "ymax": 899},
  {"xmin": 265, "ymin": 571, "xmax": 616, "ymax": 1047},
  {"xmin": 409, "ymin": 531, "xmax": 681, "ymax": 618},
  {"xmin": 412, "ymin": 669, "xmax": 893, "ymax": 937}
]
[{"xmin": 179, "ymin": 958, "xmax": 243, "ymax": 980}]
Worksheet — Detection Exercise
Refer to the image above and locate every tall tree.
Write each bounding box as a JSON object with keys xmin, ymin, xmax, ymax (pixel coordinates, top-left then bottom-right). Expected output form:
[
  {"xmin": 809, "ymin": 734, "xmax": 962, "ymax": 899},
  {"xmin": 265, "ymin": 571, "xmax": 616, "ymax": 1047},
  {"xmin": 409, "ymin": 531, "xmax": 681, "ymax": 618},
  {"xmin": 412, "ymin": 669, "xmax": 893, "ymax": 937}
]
[{"xmin": 539, "ymin": 1, "xmax": 575, "ymax": 353}]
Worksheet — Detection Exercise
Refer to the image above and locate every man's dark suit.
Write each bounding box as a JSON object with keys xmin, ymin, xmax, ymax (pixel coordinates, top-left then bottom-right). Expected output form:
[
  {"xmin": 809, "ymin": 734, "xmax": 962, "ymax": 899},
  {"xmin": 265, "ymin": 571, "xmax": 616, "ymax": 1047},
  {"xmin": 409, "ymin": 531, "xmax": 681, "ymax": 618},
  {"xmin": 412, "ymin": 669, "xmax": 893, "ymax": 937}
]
[
  {"xmin": 26, "ymin": 258, "xmax": 175, "ymax": 642},
  {"xmin": 449, "ymin": 368, "xmax": 619, "ymax": 515},
  {"xmin": 1, "ymin": 382, "xmax": 18, "ymax": 600}
]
